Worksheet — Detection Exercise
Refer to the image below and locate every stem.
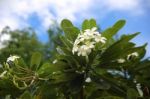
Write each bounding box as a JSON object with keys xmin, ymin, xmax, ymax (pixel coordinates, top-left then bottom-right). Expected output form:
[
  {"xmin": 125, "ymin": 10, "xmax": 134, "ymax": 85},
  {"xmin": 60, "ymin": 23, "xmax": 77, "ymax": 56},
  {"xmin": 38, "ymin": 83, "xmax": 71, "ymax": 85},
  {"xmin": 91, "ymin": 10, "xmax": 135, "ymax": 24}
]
[
  {"xmin": 66, "ymin": 96, "xmax": 70, "ymax": 99},
  {"xmin": 80, "ymin": 86, "xmax": 84, "ymax": 99},
  {"xmin": 122, "ymin": 68, "xmax": 128, "ymax": 79},
  {"xmin": 85, "ymin": 55, "xmax": 89, "ymax": 64}
]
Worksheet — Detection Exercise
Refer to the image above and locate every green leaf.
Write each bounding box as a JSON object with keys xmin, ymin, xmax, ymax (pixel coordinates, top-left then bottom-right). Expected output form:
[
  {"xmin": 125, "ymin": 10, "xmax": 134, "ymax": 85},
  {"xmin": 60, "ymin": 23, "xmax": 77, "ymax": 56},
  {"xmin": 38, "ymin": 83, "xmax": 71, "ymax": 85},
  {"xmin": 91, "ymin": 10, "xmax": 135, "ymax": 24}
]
[
  {"xmin": 30, "ymin": 52, "xmax": 42, "ymax": 70},
  {"xmin": 102, "ymin": 20, "xmax": 126, "ymax": 40},
  {"xmin": 16, "ymin": 58, "xmax": 27, "ymax": 68},
  {"xmin": 36, "ymin": 84, "xmax": 59, "ymax": 99},
  {"xmin": 50, "ymin": 72, "xmax": 77, "ymax": 84},
  {"xmin": 60, "ymin": 36, "xmax": 73, "ymax": 50},
  {"xmin": 5, "ymin": 95, "xmax": 11, "ymax": 99},
  {"xmin": 91, "ymin": 77, "xmax": 111, "ymax": 90},
  {"xmin": 127, "ymin": 88, "xmax": 139, "ymax": 99},
  {"xmin": 61, "ymin": 19, "xmax": 73, "ymax": 28},
  {"xmin": 131, "ymin": 43, "xmax": 147, "ymax": 60},
  {"xmin": 88, "ymin": 90, "xmax": 123, "ymax": 99},
  {"xmin": 89, "ymin": 19, "xmax": 97, "ymax": 27},
  {"xmin": 120, "ymin": 32, "xmax": 140, "ymax": 41},
  {"xmin": 96, "ymin": 96, "xmax": 123, "ymax": 99},
  {"xmin": 37, "ymin": 62, "xmax": 51, "ymax": 77},
  {"xmin": 82, "ymin": 19, "xmax": 89, "ymax": 31},
  {"xmin": 82, "ymin": 19, "xmax": 97, "ymax": 31},
  {"xmin": 19, "ymin": 91, "xmax": 32, "ymax": 99},
  {"xmin": 37, "ymin": 61, "xmax": 67, "ymax": 77},
  {"xmin": 61, "ymin": 19, "xmax": 79, "ymax": 41},
  {"xmin": 133, "ymin": 59, "xmax": 150, "ymax": 72},
  {"xmin": 0, "ymin": 78, "xmax": 21, "ymax": 97},
  {"xmin": 92, "ymin": 70, "xmax": 127, "ymax": 97}
]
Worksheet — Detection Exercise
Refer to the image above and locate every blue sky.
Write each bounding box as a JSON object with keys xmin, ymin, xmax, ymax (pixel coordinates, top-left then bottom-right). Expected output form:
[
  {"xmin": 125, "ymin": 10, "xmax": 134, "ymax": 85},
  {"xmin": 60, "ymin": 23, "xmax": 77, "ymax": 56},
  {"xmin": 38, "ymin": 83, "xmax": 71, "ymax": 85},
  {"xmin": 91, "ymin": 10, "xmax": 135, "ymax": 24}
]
[{"xmin": 0, "ymin": 0, "xmax": 150, "ymax": 56}]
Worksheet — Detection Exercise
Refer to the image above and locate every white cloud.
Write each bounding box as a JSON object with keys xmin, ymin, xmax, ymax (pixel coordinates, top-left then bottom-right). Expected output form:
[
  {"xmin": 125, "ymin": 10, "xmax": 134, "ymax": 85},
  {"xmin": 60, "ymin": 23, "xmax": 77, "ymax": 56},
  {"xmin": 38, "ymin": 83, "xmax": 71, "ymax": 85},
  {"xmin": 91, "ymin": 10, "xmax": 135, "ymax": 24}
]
[
  {"xmin": 102, "ymin": 0, "xmax": 143, "ymax": 12},
  {"xmin": 0, "ymin": 0, "xmax": 145, "ymax": 32},
  {"xmin": 0, "ymin": 33, "xmax": 11, "ymax": 48}
]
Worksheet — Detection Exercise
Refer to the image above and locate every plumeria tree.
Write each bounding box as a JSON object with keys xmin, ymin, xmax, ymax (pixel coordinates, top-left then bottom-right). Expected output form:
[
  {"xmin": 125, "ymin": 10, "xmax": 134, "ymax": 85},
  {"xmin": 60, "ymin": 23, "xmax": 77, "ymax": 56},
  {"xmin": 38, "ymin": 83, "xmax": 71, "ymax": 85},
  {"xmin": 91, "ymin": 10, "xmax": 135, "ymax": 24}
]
[{"xmin": 0, "ymin": 19, "xmax": 150, "ymax": 99}]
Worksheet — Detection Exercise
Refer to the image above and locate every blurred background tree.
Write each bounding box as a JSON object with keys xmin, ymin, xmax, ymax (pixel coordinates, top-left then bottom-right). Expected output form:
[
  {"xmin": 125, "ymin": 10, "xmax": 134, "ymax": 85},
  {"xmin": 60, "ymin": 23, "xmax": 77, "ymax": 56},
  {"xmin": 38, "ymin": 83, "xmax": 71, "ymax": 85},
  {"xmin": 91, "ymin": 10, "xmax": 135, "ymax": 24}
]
[
  {"xmin": 0, "ymin": 27, "xmax": 44, "ymax": 64},
  {"xmin": 0, "ymin": 22, "xmax": 62, "ymax": 65}
]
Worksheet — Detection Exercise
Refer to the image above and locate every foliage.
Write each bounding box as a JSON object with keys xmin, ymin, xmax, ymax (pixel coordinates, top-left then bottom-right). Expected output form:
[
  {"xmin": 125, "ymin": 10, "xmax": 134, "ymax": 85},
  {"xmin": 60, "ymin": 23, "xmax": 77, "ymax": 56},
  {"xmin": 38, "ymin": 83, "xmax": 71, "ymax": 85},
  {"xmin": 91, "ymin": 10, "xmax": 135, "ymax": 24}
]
[{"xmin": 0, "ymin": 19, "xmax": 150, "ymax": 99}]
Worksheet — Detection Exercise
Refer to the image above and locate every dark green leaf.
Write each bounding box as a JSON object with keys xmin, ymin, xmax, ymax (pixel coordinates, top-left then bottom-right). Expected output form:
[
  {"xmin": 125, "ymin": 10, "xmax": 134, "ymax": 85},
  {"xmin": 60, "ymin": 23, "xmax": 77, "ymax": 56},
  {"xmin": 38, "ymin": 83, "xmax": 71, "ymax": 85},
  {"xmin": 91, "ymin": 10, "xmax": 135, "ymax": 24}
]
[
  {"xmin": 61, "ymin": 19, "xmax": 73, "ymax": 28},
  {"xmin": 96, "ymin": 96, "xmax": 123, "ymax": 99},
  {"xmin": 19, "ymin": 91, "xmax": 32, "ymax": 99},
  {"xmin": 102, "ymin": 20, "xmax": 126, "ymax": 40},
  {"xmin": 82, "ymin": 19, "xmax": 97, "ymax": 31},
  {"xmin": 60, "ymin": 36, "xmax": 73, "ymax": 50},
  {"xmin": 37, "ymin": 61, "xmax": 67, "ymax": 77},
  {"xmin": 30, "ymin": 52, "xmax": 42, "ymax": 70},
  {"xmin": 61, "ymin": 19, "xmax": 79, "ymax": 41},
  {"xmin": 127, "ymin": 88, "xmax": 139, "ymax": 99}
]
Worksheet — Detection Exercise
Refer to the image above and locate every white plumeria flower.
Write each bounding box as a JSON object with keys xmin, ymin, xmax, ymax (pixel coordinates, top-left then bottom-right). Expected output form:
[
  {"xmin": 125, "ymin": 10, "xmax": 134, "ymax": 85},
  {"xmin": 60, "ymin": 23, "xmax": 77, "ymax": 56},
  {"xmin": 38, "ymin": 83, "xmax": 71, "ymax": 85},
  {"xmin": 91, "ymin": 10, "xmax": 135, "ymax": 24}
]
[
  {"xmin": 72, "ymin": 44, "xmax": 78, "ymax": 53},
  {"xmin": 136, "ymin": 83, "xmax": 143, "ymax": 97},
  {"xmin": 52, "ymin": 59, "xmax": 58, "ymax": 64},
  {"xmin": 95, "ymin": 36, "xmax": 107, "ymax": 43},
  {"xmin": 78, "ymin": 37, "xmax": 85, "ymax": 42},
  {"xmin": 52, "ymin": 72, "xmax": 57, "ymax": 75},
  {"xmin": 7, "ymin": 55, "xmax": 20, "ymax": 62},
  {"xmin": 72, "ymin": 46, "xmax": 78, "ymax": 54},
  {"xmin": 72, "ymin": 27, "xmax": 107, "ymax": 57},
  {"xmin": 99, "ymin": 37, "xmax": 107, "ymax": 43},
  {"xmin": 133, "ymin": 79, "xmax": 137, "ymax": 83},
  {"xmin": 132, "ymin": 52, "xmax": 139, "ymax": 57},
  {"xmin": 0, "ymin": 64, "xmax": 2, "ymax": 68},
  {"xmin": 117, "ymin": 58, "xmax": 125, "ymax": 63},
  {"xmin": 85, "ymin": 41, "xmax": 95, "ymax": 49},
  {"xmin": 85, "ymin": 77, "xmax": 92, "ymax": 83},
  {"xmin": 77, "ymin": 45, "xmax": 90, "ymax": 56},
  {"xmin": 127, "ymin": 52, "xmax": 139, "ymax": 60},
  {"xmin": 78, "ymin": 44, "xmax": 94, "ymax": 56},
  {"xmin": 94, "ymin": 34, "xmax": 102, "ymax": 42},
  {"xmin": 133, "ymin": 79, "xmax": 143, "ymax": 97},
  {"xmin": 75, "ymin": 70, "xmax": 85, "ymax": 74},
  {"xmin": 84, "ymin": 27, "xmax": 97, "ymax": 34}
]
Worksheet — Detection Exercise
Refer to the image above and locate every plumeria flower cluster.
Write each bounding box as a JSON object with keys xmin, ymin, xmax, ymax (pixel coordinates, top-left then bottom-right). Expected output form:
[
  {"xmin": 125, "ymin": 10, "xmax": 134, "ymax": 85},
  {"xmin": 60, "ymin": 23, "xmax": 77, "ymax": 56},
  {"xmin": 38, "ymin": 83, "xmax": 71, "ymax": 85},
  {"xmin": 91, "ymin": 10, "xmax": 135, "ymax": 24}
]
[
  {"xmin": 0, "ymin": 55, "xmax": 20, "ymax": 78},
  {"xmin": 7, "ymin": 55, "xmax": 20, "ymax": 62},
  {"xmin": 72, "ymin": 27, "xmax": 107, "ymax": 56}
]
